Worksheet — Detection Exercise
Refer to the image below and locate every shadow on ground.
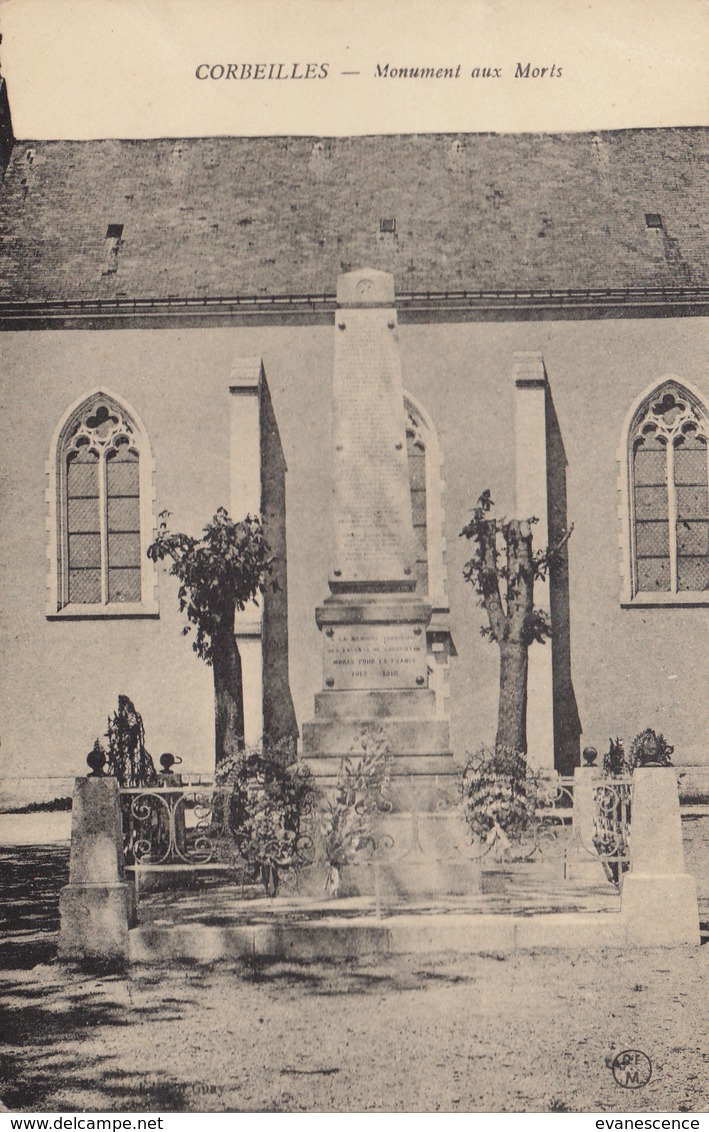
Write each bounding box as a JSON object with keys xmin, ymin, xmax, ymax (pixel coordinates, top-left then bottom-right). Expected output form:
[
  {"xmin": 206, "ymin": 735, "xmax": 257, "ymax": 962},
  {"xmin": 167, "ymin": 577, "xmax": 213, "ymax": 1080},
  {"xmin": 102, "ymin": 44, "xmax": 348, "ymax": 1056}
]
[
  {"xmin": 2, "ymin": 844, "xmax": 708, "ymax": 1112},
  {"xmin": 0, "ymin": 846, "xmax": 69, "ymax": 969}
]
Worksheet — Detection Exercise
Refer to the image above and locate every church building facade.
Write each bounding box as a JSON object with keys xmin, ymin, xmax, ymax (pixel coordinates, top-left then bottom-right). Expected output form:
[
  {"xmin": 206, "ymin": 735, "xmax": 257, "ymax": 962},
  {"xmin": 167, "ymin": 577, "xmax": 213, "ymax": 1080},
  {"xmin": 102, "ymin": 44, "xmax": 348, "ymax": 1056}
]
[{"xmin": 0, "ymin": 78, "xmax": 707, "ymax": 785}]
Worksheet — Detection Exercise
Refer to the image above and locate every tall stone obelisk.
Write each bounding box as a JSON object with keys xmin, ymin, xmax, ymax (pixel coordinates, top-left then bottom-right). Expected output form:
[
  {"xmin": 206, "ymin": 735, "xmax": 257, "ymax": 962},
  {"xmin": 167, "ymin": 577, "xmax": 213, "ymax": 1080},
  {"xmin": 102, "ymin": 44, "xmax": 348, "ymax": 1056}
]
[
  {"xmin": 302, "ymin": 269, "xmax": 479, "ymax": 899},
  {"xmin": 302, "ymin": 268, "xmax": 450, "ymax": 768}
]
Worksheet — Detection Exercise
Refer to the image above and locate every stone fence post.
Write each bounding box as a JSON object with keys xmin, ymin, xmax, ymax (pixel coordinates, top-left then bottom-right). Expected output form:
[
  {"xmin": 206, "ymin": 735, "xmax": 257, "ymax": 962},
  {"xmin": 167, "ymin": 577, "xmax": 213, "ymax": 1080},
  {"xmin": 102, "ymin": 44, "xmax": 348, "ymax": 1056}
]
[
  {"xmin": 58, "ymin": 775, "xmax": 135, "ymax": 964},
  {"xmin": 567, "ymin": 765, "xmax": 608, "ymax": 883},
  {"xmin": 621, "ymin": 767, "xmax": 700, "ymax": 946}
]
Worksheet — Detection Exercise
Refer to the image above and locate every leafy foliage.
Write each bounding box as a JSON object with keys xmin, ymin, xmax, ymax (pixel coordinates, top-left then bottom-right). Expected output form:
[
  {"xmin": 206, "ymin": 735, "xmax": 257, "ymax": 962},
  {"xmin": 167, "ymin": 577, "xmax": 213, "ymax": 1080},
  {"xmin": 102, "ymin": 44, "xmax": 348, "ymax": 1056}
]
[
  {"xmin": 218, "ymin": 739, "xmax": 315, "ymax": 896},
  {"xmin": 601, "ymin": 729, "xmax": 674, "ymax": 777},
  {"xmin": 460, "ymin": 746, "xmax": 537, "ymax": 846},
  {"xmin": 6, "ymin": 796, "xmax": 72, "ymax": 814},
  {"xmin": 460, "ymin": 490, "xmax": 563, "ymax": 647},
  {"xmin": 147, "ymin": 508, "xmax": 273, "ymax": 664},
  {"xmin": 319, "ymin": 727, "xmax": 393, "ymax": 895},
  {"xmin": 460, "ymin": 490, "xmax": 572, "ymax": 753},
  {"xmin": 628, "ymin": 728, "xmax": 674, "ymax": 769},
  {"xmin": 602, "ymin": 737, "xmax": 628, "ymax": 778},
  {"xmin": 105, "ymin": 695, "xmax": 157, "ymax": 788}
]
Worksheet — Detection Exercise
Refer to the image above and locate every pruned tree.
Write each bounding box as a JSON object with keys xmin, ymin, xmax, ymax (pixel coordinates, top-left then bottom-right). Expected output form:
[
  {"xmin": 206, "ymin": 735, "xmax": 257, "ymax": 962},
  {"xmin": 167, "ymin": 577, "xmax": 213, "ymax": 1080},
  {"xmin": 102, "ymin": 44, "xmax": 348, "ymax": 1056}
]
[
  {"xmin": 147, "ymin": 507, "xmax": 273, "ymax": 775},
  {"xmin": 461, "ymin": 490, "xmax": 572, "ymax": 756}
]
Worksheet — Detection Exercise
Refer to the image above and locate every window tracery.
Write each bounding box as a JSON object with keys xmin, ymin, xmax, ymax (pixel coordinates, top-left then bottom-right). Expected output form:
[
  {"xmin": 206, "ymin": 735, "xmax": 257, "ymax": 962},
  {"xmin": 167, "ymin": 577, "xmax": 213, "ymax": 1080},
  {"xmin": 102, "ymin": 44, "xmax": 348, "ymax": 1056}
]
[
  {"xmin": 48, "ymin": 391, "xmax": 157, "ymax": 617},
  {"xmin": 624, "ymin": 380, "xmax": 709, "ymax": 601}
]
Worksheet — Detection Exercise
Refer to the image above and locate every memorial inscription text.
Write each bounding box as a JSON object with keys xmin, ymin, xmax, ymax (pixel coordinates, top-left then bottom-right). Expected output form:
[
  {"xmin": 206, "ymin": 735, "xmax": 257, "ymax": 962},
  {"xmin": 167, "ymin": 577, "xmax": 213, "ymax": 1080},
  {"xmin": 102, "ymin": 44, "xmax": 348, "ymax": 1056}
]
[{"xmin": 323, "ymin": 624, "xmax": 427, "ymax": 690}]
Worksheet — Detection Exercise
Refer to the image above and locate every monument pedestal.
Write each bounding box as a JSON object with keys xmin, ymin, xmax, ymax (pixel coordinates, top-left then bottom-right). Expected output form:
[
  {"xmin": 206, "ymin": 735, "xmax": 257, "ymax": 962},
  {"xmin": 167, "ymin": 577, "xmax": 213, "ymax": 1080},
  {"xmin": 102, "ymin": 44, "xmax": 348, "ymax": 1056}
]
[
  {"xmin": 58, "ymin": 776, "xmax": 135, "ymax": 964},
  {"xmin": 620, "ymin": 768, "xmax": 700, "ymax": 946},
  {"xmin": 59, "ymin": 884, "xmax": 134, "ymax": 964},
  {"xmin": 301, "ymin": 269, "xmax": 478, "ymax": 899},
  {"xmin": 302, "ymin": 596, "xmax": 450, "ymax": 763}
]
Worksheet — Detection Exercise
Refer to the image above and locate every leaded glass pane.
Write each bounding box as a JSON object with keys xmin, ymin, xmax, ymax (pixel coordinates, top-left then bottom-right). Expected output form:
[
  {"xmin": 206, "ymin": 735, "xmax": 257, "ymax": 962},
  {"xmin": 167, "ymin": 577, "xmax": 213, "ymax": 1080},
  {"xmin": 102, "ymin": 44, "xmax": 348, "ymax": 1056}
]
[
  {"xmin": 676, "ymin": 485, "xmax": 709, "ymax": 521},
  {"xmin": 67, "ymin": 454, "xmax": 99, "ymax": 498},
  {"xmin": 675, "ymin": 435, "xmax": 707, "ymax": 590},
  {"xmin": 674, "ymin": 443, "xmax": 708, "ymax": 486},
  {"xmin": 676, "ymin": 520, "xmax": 709, "ymax": 557},
  {"xmin": 107, "ymin": 495, "xmax": 140, "ymax": 531},
  {"xmin": 69, "ymin": 568, "xmax": 101, "ymax": 604},
  {"xmin": 410, "ymin": 488, "xmax": 427, "ymax": 526},
  {"xmin": 68, "ymin": 532, "xmax": 101, "ymax": 568},
  {"xmin": 636, "ymin": 557, "xmax": 671, "ymax": 592},
  {"xmin": 108, "ymin": 568, "xmax": 141, "ymax": 603},
  {"xmin": 407, "ymin": 433, "xmax": 428, "ymax": 594},
  {"xmin": 634, "ymin": 485, "xmax": 668, "ymax": 521},
  {"xmin": 635, "ymin": 521, "xmax": 670, "ymax": 557},
  {"xmin": 106, "ymin": 453, "xmax": 139, "ymax": 496},
  {"xmin": 67, "ymin": 497, "xmax": 99, "ymax": 534},
  {"xmin": 634, "ymin": 447, "xmax": 666, "ymax": 486},
  {"xmin": 108, "ymin": 531, "xmax": 141, "ymax": 567},
  {"xmin": 407, "ymin": 448, "xmax": 426, "ymax": 491},
  {"xmin": 678, "ymin": 557, "xmax": 709, "ymax": 591},
  {"xmin": 412, "ymin": 523, "xmax": 428, "ymax": 558}
]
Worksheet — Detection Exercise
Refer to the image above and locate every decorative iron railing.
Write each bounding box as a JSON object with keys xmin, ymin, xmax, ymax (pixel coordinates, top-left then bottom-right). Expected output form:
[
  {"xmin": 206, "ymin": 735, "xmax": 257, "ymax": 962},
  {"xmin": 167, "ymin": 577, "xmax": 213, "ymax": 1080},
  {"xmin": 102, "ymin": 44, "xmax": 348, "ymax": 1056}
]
[
  {"xmin": 590, "ymin": 778, "xmax": 633, "ymax": 883},
  {"xmin": 121, "ymin": 785, "xmax": 230, "ymax": 868},
  {"xmin": 119, "ymin": 782, "xmax": 318, "ymax": 895},
  {"xmin": 457, "ymin": 768, "xmax": 575, "ymax": 865},
  {"xmin": 118, "ymin": 770, "xmax": 632, "ymax": 896}
]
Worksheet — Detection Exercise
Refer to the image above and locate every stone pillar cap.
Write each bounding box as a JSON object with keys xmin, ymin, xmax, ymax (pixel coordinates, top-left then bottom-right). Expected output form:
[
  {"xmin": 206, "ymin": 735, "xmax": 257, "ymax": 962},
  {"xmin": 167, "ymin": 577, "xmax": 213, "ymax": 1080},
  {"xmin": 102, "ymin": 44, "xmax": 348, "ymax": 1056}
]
[
  {"xmin": 337, "ymin": 268, "xmax": 395, "ymax": 308},
  {"xmin": 514, "ymin": 351, "xmax": 548, "ymax": 387},
  {"xmin": 230, "ymin": 356, "xmax": 264, "ymax": 391}
]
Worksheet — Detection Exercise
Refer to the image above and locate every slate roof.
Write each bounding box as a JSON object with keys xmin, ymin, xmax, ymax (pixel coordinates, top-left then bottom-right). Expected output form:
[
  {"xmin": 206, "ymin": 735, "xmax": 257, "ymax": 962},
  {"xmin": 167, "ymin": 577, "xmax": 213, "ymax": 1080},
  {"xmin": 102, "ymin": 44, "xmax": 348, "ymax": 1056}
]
[{"xmin": 0, "ymin": 129, "xmax": 707, "ymax": 301}]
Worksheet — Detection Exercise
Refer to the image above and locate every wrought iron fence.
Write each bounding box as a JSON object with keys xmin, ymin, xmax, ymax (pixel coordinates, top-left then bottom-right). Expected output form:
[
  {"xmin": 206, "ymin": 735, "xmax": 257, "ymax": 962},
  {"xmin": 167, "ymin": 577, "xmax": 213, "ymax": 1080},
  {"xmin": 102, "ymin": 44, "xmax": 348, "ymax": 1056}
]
[
  {"xmin": 119, "ymin": 782, "xmax": 318, "ymax": 894},
  {"xmin": 121, "ymin": 784, "xmax": 228, "ymax": 868},
  {"xmin": 118, "ymin": 770, "xmax": 632, "ymax": 898},
  {"xmin": 590, "ymin": 778, "xmax": 632, "ymax": 884}
]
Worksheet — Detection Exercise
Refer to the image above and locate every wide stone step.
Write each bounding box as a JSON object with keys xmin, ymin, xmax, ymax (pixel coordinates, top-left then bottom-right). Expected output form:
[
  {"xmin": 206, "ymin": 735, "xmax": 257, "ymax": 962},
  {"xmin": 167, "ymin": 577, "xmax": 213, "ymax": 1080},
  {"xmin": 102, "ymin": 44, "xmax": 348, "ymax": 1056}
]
[
  {"xmin": 130, "ymin": 902, "xmax": 625, "ymax": 961},
  {"xmin": 302, "ymin": 752, "xmax": 459, "ymax": 780},
  {"xmin": 302, "ymin": 718, "xmax": 451, "ymax": 755},
  {"xmin": 313, "ymin": 688, "xmax": 437, "ymax": 719}
]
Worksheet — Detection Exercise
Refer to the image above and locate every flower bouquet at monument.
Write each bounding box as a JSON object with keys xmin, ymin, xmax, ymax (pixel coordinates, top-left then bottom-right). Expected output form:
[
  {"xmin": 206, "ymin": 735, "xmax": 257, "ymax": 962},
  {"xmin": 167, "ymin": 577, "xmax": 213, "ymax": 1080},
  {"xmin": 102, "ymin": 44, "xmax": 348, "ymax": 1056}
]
[{"xmin": 459, "ymin": 745, "xmax": 538, "ymax": 859}]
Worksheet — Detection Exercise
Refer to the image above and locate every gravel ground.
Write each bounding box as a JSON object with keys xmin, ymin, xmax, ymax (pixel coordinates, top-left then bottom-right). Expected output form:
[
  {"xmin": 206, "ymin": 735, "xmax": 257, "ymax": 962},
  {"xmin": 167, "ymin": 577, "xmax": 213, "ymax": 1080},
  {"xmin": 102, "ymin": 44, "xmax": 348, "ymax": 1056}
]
[
  {"xmin": 2, "ymin": 947, "xmax": 708, "ymax": 1113},
  {"xmin": 1, "ymin": 846, "xmax": 708, "ymax": 1114}
]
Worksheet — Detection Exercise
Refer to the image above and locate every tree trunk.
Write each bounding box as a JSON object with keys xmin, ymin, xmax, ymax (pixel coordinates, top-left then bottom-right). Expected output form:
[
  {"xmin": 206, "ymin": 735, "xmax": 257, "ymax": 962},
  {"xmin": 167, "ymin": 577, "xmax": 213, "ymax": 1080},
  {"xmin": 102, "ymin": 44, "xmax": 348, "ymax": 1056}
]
[
  {"xmin": 495, "ymin": 639, "xmax": 529, "ymax": 753},
  {"xmin": 494, "ymin": 519, "xmax": 534, "ymax": 755},
  {"xmin": 212, "ymin": 617, "xmax": 245, "ymax": 777}
]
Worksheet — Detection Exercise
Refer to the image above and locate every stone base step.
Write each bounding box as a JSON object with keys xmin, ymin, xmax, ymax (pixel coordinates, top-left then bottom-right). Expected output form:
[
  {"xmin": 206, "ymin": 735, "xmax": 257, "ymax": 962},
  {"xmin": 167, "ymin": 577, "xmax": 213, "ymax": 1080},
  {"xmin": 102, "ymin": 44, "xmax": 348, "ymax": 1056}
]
[
  {"xmin": 302, "ymin": 718, "xmax": 450, "ymax": 755},
  {"xmin": 129, "ymin": 908, "xmax": 628, "ymax": 962},
  {"xmin": 313, "ymin": 689, "xmax": 437, "ymax": 719},
  {"xmin": 302, "ymin": 752, "xmax": 458, "ymax": 781}
]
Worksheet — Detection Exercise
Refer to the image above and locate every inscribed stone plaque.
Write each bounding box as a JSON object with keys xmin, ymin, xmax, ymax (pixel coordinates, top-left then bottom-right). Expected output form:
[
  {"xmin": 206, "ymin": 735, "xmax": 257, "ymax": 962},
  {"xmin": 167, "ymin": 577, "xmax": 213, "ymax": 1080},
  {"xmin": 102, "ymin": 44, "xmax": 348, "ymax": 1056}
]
[
  {"xmin": 323, "ymin": 624, "xmax": 426, "ymax": 690},
  {"xmin": 331, "ymin": 301, "xmax": 417, "ymax": 586}
]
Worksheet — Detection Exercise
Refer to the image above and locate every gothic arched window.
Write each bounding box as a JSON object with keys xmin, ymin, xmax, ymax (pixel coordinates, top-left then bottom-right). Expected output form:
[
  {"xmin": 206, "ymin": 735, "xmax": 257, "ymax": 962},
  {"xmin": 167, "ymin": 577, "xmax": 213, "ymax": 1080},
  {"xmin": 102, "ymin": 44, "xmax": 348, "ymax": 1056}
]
[
  {"xmin": 621, "ymin": 378, "xmax": 709, "ymax": 602},
  {"xmin": 47, "ymin": 390, "xmax": 158, "ymax": 617}
]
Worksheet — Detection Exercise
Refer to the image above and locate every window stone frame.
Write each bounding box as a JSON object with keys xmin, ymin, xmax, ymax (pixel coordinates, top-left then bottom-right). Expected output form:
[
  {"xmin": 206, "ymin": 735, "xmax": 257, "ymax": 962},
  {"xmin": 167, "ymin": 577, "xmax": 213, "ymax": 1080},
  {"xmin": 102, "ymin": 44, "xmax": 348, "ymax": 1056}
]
[
  {"xmin": 46, "ymin": 388, "xmax": 158, "ymax": 619},
  {"xmin": 618, "ymin": 375, "xmax": 709, "ymax": 607}
]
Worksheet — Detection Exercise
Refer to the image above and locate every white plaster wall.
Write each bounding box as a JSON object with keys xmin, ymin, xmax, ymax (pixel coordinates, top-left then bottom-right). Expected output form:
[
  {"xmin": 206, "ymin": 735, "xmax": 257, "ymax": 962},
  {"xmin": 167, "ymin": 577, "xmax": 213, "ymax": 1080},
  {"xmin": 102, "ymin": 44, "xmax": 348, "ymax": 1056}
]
[{"xmin": 1, "ymin": 315, "xmax": 707, "ymax": 781}]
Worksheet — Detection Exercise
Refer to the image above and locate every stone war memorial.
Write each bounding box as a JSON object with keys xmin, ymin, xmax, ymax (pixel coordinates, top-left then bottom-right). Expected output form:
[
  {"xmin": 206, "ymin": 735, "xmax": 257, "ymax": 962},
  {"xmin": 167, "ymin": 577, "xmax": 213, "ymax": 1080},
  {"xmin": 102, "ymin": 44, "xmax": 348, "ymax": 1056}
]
[
  {"xmin": 0, "ymin": 88, "xmax": 706, "ymax": 967},
  {"xmin": 1, "ymin": 12, "xmax": 709, "ymax": 1111},
  {"xmin": 301, "ymin": 268, "xmax": 478, "ymax": 898},
  {"xmin": 54, "ymin": 266, "xmax": 702, "ymax": 960}
]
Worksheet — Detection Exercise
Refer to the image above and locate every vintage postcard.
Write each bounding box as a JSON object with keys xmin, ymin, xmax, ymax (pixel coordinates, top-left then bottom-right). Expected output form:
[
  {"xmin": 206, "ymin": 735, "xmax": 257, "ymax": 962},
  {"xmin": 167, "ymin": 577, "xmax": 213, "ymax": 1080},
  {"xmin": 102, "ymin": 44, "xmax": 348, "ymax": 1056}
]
[{"xmin": 0, "ymin": 0, "xmax": 707, "ymax": 1118}]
